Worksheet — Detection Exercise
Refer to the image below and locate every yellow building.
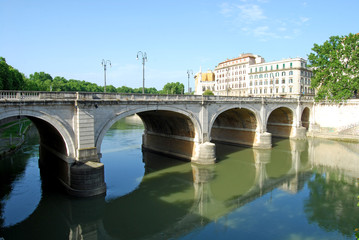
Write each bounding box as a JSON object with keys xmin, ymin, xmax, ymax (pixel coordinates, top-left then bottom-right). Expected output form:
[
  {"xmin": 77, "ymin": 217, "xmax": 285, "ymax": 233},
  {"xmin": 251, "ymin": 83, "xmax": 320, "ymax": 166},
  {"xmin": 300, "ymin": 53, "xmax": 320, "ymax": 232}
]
[{"xmin": 194, "ymin": 69, "xmax": 216, "ymax": 95}]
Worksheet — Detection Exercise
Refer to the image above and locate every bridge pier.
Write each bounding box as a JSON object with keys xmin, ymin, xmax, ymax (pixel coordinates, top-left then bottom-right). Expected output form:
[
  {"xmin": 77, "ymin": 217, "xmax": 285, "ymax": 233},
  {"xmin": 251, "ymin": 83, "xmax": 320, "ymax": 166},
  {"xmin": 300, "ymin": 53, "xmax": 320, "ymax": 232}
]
[
  {"xmin": 253, "ymin": 132, "xmax": 272, "ymax": 149},
  {"xmin": 142, "ymin": 132, "xmax": 216, "ymax": 165},
  {"xmin": 290, "ymin": 126, "xmax": 307, "ymax": 140},
  {"xmin": 39, "ymin": 145, "xmax": 106, "ymax": 197}
]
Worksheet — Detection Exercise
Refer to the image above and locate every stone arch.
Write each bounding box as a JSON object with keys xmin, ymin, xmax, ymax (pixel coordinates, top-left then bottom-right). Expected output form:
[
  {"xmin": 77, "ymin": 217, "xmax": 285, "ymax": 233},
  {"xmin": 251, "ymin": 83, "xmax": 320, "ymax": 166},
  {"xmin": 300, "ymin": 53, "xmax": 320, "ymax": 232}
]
[
  {"xmin": 209, "ymin": 106, "xmax": 261, "ymax": 147},
  {"xmin": 0, "ymin": 109, "xmax": 75, "ymax": 158},
  {"xmin": 266, "ymin": 107, "xmax": 294, "ymax": 138},
  {"xmin": 301, "ymin": 107, "xmax": 310, "ymax": 130},
  {"xmin": 95, "ymin": 106, "xmax": 202, "ymax": 159}
]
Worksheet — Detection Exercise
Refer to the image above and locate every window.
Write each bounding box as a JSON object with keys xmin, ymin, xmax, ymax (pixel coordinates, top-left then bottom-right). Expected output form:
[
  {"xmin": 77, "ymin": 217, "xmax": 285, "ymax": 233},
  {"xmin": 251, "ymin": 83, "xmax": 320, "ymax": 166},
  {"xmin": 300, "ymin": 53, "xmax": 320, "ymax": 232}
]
[
  {"xmin": 282, "ymin": 79, "xmax": 285, "ymax": 84},
  {"xmin": 289, "ymin": 71, "xmax": 293, "ymax": 76},
  {"xmin": 259, "ymin": 74, "xmax": 263, "ymax": 78},
  {"xmin": 275, "ymin": 79, "xmax": 279, "ymax": 84},
  {"xmin": 259, "ymin": 67, "xmax": 263, "ymax": 71},
  {"xmin": 276, "ymin": 64, "xmax": 279, "ymax": 70},
  {"xmin": 282, "ymin": 87, "xmax": 285, "ymax": 93},
  {"xmin": 289, "ymin": 78, "xmax": 293, "ymax": 83},
  {"xmin": 289, "ymin": 87, "xmax": 292, "ymax": 93},
  {"xmin": 290, "ymin": 62, "xmax": 293, "ymax": 68},
  {"xmin": 283, "ymin": 63, "xmax": 285, "ymax": 69},
  {"xmin": 282, "ymin": 72, "xmax": 286, "ymax": 76}
]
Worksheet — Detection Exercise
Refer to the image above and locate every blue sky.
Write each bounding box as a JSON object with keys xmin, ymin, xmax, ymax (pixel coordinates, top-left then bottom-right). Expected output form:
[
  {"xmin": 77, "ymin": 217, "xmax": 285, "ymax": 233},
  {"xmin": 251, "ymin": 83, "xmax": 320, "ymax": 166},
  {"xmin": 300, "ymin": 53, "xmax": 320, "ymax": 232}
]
[{"xmin": 1, "ymin": 0, "xmax": 358, "ymax": 90}]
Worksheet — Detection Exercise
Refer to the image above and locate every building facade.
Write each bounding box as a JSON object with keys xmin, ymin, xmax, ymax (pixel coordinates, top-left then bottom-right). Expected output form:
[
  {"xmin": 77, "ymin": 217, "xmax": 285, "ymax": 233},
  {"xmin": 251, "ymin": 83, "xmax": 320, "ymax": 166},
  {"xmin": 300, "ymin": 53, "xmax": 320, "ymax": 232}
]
[
  {"xmin": 195, "ymin": 53, "xmax": 314, "ymax": 97},
  {"xmin": 194, "ymin": 69, "xmax": 216, "ymax": 95}
]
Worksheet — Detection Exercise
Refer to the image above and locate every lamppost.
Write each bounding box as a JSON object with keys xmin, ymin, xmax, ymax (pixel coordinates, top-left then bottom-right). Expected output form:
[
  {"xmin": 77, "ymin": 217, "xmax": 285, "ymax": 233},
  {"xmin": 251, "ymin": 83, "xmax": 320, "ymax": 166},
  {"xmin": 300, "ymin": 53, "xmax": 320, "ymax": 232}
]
[
  {"xmin": 101, "ymin": 59, "xmax": 111, "ymax": 93},
  {"xmin": 187, "ymin": 69, "xmax": 193, "ymax": 93},
  {"xmin": 136, "ymin": 51, "xmax": 147, "ymax": 94}
]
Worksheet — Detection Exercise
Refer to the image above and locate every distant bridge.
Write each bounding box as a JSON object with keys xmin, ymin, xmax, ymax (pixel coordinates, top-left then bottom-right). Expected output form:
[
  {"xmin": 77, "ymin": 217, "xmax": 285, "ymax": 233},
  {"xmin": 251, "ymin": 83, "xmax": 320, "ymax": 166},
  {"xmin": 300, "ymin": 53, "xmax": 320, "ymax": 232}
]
[{"xmin": 0, "ymin": 91, "xmax": 314, "ymax": 197}]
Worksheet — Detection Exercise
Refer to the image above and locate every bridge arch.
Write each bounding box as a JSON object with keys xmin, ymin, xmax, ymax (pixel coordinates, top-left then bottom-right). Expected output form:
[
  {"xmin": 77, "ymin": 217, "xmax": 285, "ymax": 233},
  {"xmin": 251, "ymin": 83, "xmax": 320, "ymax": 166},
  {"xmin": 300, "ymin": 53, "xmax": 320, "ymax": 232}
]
[
  {"xmin": 266, "ymin": 106, "xmax": 294, "ymax": 138},
  {"xmin": 301, "ymin": 107, "xmax": 310, "ymax": 130},
  {"xmin": 95, "ymin": 106, "xmax": 203, "ymax": 161},
  {"xmin": 209, "ymin": 106, "xmax": 262, "ymax": 147},
  {"xmin": 0, "ymin": 109, "xmax": 76, "ymax": 158}
]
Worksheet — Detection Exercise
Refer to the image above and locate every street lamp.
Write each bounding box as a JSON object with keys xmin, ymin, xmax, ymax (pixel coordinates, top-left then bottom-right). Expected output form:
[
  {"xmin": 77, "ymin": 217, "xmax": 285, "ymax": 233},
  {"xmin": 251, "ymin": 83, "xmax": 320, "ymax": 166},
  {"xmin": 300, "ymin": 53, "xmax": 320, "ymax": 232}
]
[
  {"xmin": 101, "ymin": 59, "xmax": 111, "ymax": 93},
  {"xmin": 187, "ymin": 69, "xmax": 193, "ymax": 93},
  {"xmin": 136, "ymin": 51, "xmax": 147, "ymax": 94}
]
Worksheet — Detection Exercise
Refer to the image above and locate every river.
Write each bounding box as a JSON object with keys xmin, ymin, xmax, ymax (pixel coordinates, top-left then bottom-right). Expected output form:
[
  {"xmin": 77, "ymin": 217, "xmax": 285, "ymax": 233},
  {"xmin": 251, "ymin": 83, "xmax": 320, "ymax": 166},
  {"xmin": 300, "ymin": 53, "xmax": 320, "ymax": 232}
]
[{"xmin": 0, "ymin": 116, "xmax": 359, "ymax": 240}]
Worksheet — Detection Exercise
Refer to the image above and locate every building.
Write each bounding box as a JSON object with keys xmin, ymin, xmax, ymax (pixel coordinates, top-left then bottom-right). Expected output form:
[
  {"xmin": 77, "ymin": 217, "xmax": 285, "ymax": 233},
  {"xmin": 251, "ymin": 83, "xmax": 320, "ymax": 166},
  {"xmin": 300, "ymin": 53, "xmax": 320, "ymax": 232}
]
[
  {"xmin": 195, "ymin": 53, "xmax": 314, "ymax": 97},
  {"xmin": 194, "ymin": 68, "xmax": 216, "ymax": 95}
]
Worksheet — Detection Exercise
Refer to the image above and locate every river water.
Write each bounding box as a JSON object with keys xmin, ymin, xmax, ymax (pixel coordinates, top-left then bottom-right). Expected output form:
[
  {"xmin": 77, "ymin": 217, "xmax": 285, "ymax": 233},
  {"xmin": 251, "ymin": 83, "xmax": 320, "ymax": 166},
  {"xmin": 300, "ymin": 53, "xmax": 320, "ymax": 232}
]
[{"xmin": 0, "ymin": 116, "xmax": 359, "ymax": 240}]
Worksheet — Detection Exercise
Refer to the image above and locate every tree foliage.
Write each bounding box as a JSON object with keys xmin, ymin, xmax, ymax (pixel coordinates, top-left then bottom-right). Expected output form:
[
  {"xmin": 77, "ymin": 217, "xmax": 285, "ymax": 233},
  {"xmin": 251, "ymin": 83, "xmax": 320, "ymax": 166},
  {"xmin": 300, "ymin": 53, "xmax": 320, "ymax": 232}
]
[
  {"xmin": 308, "ymin": 33, "xmax": 359, "ymax": 101},
  {"xmin": 160, "ymin": 82, "xmax": 184, "ymax": 94},
  {"xmin": 0, "ymin": 57, "xmax": 25, "ymax": 90},
  {"xmin": 203, "ymin": 89, "xmax": 214, "ymax": 96}
]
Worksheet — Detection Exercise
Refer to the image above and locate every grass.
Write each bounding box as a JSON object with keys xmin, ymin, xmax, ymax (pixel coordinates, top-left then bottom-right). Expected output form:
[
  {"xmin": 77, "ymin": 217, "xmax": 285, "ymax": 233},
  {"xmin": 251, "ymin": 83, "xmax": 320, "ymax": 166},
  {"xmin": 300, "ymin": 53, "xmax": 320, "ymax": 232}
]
[{"xmin": 0, "ymin": 119, "xmax": 32, "ymax": 138}]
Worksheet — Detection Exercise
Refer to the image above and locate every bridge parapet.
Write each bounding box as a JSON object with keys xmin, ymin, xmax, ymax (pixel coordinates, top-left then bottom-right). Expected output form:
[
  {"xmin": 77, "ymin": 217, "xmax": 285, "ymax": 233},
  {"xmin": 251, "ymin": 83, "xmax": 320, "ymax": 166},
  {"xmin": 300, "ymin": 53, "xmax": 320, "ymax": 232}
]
[{"xmin": 0, "ymin": 90, "xmax": 314, "ymax": 103}]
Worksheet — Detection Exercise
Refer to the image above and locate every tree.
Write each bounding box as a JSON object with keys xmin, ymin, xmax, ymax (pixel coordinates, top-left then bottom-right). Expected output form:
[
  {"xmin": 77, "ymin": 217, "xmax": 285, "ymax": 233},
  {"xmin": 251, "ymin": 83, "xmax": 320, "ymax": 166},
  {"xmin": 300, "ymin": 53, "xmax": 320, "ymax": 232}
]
[
  {"xmin": 160, "ymin": 82, "xmax": 185, "ymax": 94},
  {"xmin": 0, "ymin": 57, "xmax": 25, "ymax": 90},
  {"xmin": 203, "ymin": 89, "xmax": 214, "ymax": 96},
  {"xmin": 308, "ymin": 33, "xmax": 359, "ymax": 101}
]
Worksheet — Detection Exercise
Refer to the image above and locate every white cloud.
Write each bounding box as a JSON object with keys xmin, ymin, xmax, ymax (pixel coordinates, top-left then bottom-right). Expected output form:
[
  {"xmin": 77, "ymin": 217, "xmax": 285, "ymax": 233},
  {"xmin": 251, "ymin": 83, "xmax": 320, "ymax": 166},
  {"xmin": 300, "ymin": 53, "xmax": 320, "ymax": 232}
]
[
  {"xmin": 300, "ymin": 17, "xmax": 310, "ymax": 23},
  {"xmin": 236, "ymin": 4, "xmax": 267, "ymax": 22},
  {"xmin": 219, "ymin": 1, "xmax": 309, "ymax": 41}
]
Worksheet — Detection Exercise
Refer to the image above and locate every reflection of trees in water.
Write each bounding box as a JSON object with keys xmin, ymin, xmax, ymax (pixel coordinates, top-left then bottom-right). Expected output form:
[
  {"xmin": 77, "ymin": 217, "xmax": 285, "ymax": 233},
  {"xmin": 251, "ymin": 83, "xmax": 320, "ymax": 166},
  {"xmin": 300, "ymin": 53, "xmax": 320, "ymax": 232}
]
[
  {"xmin": 0, "ymin": 126, "xmax": 39, "ymax": 228},
  {"xmin": 304, "ymin": 173, "xmax": 359, "ymax": 237}
]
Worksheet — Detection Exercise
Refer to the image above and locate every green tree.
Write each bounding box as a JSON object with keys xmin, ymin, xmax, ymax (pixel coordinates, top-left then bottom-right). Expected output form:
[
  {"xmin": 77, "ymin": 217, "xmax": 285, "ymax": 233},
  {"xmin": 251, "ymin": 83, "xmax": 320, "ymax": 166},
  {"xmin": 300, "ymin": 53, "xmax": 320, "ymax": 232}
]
[
  {"xmin": 160, "ymin": 82, "xmax": 184, "ymax": 94},
  {"xmin": 0, "ymin": 57, "xmax": 24, "ymax": 90},
  {"xmin": 308, "ymin": 33, "xmax": 359, "ymax": 101},
  {"xmin": 203, "ymin": 89, "xmax": 214, "ymax": 96}
]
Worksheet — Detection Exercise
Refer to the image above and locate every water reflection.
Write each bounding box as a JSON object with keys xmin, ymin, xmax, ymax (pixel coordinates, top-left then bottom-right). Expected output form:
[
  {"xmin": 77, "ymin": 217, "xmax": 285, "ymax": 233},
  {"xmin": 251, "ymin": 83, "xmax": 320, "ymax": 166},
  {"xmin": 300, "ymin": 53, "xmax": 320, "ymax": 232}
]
[{"xmin": 1, "ymin": 118, "xmax": 359, "ymax": 239}]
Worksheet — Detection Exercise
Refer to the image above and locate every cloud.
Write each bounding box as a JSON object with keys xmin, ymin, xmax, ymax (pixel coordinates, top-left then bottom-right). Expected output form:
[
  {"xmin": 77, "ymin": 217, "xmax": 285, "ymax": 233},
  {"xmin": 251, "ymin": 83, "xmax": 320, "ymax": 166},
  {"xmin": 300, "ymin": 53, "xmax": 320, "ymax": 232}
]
[
  {"xmin": 220, "ymin": 2, "xmax": 266, "ymax": 23},
  {"xmin": 219, "ymin": 1, "xmax": 309, "ymax": 41},
  {"xmin": 300, "ymin": 17, "xmax": 310, "ymax": 23}
]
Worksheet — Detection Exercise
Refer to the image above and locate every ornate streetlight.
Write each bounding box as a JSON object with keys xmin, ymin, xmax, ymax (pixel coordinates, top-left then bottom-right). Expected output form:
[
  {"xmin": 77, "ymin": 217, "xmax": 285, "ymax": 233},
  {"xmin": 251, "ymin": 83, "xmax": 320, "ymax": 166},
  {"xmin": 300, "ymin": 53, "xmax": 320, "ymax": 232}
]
[
  {"xmin": 136, "ymin": 51, "xmax": 147, "ymax": 94},
  {"xmin": 187, "ymin": 69, "xmax": 193, "ymax": 93},
  {"xmin": 101, "ymin": 59, "xmax": 111, "ymax": 93}
]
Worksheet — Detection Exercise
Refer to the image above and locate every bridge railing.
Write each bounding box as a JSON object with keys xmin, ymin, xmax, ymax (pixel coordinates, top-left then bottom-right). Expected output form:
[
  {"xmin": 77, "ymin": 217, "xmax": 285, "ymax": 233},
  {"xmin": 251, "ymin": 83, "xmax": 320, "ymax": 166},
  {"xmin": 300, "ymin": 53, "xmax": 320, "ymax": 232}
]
[{"xmin": 0, "ymin": 90, "xmax": 314, "ymax": 103}]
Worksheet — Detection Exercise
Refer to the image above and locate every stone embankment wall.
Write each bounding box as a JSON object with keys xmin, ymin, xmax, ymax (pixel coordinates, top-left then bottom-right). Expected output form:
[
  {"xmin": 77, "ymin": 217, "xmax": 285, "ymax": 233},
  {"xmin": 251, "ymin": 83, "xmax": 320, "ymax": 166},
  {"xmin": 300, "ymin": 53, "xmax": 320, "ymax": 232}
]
[{"xmin": 310, "ymin": 99, "xmax": 359, "ymax": 141}]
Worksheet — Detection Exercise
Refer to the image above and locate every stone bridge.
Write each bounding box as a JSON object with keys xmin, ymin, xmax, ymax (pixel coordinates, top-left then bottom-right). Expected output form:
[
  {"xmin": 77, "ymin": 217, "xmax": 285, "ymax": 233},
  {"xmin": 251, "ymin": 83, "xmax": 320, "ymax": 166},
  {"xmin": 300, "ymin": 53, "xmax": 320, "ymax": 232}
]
[{"xmin": 0, "ymin": 91, "xmax": 314, "ymax": 197}]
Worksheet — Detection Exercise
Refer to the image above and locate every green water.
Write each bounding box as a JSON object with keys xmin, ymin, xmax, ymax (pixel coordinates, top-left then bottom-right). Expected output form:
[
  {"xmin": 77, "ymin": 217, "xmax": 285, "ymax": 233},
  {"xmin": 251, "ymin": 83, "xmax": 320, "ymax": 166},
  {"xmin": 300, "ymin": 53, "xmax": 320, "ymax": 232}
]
[{"xmin": 0, "ymin": 117, "xmax": 359, "ymax": 239}]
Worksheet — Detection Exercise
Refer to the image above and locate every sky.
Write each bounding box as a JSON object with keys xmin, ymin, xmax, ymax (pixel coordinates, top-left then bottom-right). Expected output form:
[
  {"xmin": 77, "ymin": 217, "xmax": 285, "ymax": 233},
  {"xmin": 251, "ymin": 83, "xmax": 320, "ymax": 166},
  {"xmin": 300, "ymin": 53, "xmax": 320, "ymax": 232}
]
[{"xmin": 1, "ymin": 0, "xmax": 358, "ymax": 91}]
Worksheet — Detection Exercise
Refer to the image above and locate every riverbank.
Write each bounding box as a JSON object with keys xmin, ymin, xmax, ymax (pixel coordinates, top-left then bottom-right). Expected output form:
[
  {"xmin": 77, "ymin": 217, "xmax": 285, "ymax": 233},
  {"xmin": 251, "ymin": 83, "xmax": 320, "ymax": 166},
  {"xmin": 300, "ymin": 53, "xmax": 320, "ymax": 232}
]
[
  {"xmin": 308, "ymin": 132, "xmax": 359, "ymax": 143},
  {"xmin": 0, "ymin": 119, "xmax": 32, "ymax": 157}
]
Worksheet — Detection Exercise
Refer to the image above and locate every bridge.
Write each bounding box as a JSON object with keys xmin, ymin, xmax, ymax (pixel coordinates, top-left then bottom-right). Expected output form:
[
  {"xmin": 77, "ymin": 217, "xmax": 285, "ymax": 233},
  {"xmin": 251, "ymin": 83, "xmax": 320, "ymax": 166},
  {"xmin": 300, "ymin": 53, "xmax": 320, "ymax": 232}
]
[{"xmin": 0, "ymin": 91, "xmax": 314, "ymax": 197}]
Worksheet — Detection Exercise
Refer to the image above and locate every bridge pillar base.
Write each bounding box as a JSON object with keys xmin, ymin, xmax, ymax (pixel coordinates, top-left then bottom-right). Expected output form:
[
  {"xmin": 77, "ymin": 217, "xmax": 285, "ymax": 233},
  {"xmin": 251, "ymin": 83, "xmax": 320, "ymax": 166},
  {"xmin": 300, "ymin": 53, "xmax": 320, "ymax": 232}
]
[
  {"xmin": 67, "ymin": 161, "xmax": 106, "ymax": 197},
  {"xmin": 253, "ymin": 132, "xmax": 272, "ymax": 149},
  {"xmin": 192, "ymin": 142, "xmax": 216, "ymax": 165},
  {"xmin": 290, "ymin": 126, "xmax": 307, "ymax": 140}
]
